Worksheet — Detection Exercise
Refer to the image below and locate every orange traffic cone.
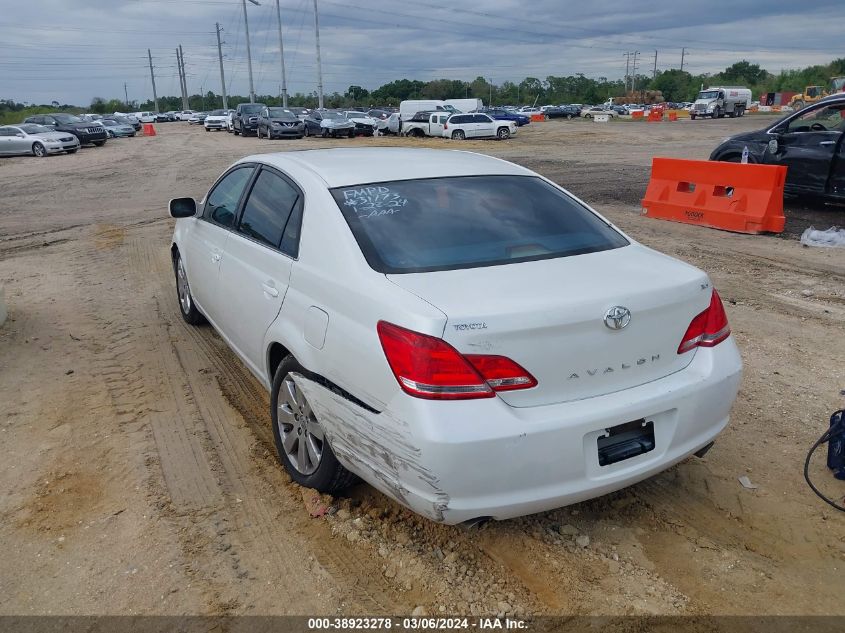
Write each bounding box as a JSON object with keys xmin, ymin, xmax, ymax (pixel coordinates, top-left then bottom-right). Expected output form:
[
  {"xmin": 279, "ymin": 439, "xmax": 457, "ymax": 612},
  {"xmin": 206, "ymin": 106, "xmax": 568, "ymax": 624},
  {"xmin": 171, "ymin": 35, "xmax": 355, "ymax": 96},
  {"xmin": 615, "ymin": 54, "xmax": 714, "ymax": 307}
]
[{"xmin": 142, "ymin": 123, "xmax": 156, "ymax": 136}]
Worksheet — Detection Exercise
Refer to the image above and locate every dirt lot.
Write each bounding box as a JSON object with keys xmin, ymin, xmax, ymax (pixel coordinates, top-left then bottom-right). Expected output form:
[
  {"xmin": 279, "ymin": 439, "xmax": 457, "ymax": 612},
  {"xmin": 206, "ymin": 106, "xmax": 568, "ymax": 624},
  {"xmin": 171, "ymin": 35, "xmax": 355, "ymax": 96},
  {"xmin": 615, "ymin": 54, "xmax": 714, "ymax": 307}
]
[{"xmin": 1, "ymin": 117, "xmax": 844, "ymax": 619}]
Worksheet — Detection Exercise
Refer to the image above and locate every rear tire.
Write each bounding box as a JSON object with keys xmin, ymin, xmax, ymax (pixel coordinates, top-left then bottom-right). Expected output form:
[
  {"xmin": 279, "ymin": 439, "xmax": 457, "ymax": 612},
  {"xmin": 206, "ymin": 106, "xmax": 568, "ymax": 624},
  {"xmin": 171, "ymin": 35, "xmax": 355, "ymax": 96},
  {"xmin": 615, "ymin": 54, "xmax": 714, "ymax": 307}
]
[
  {"xmin": 32, "ymin": 142, "xmax": 46, "ymax": 157},
  {"xmin": 173, "ymin": 252, "xmax": 205, "ymax": 326},
  {"xmin": 452, "ymin": 129, "xmax": 466, "ymax": 140},
  {"xmin": 270, "ymin": 356, "xmax": 356, "ymax": 492}
]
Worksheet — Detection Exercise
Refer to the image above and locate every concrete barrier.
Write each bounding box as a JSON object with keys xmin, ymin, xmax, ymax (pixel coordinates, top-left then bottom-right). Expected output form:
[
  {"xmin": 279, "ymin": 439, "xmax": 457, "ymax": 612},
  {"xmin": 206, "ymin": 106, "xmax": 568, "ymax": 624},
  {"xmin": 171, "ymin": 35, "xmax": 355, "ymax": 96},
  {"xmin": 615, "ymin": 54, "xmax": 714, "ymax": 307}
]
[{"xmin": 0, "ymin": 285, "xmax": 6, "ymax": 327}]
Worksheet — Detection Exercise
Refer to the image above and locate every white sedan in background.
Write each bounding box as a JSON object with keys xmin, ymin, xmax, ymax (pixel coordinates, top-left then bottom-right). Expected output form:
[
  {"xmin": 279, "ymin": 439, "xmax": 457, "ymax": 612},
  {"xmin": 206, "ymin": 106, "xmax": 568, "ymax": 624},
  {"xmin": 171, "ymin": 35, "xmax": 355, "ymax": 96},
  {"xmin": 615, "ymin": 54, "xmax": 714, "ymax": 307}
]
[
  {"xmin": 0, "ymin": 124, "xmax": 80, "ymax": 156},
  {"xmin": 168, "ymin": 148, "xmax": 742, "ymax": 524}
]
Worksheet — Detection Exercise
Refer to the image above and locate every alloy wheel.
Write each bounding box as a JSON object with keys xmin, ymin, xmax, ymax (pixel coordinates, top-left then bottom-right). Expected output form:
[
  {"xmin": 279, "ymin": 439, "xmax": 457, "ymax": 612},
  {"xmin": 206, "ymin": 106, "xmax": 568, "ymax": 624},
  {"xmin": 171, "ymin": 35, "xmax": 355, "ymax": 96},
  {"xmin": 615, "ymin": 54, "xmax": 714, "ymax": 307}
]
[
  {"xmin": 276, "ymin": 376, "xmax": 324, "ymax": 475},
  {"xmin": 176, "ymin": 257, "xmax": 191, "ymax": 315}
]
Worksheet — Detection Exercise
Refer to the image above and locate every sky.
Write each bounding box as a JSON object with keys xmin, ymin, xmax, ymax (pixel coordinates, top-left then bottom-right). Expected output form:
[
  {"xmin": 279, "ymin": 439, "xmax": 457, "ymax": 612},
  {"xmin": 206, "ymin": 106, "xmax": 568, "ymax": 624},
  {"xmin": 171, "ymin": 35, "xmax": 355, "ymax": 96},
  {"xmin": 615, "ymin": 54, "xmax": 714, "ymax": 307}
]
[{"xmin": 1, "ymin": 0, "xmax": 842, "ymax": 106}]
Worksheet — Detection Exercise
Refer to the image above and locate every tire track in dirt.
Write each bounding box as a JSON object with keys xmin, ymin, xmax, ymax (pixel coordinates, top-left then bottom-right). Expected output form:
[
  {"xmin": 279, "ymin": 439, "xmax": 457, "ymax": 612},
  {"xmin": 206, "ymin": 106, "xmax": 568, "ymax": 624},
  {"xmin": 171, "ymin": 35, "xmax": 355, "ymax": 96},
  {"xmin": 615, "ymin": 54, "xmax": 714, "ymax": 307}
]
[{"xmin": 120, "ymin": 227, "xmax": 418, "ymax": 613}]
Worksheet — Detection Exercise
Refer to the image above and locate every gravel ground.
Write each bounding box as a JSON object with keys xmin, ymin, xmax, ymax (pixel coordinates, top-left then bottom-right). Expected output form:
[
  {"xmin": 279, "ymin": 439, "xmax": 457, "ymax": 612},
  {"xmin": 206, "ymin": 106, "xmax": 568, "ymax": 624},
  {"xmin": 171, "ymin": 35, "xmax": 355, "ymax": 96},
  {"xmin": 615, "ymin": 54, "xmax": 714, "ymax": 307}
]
[{"xmin": 0, "ymin": 116, "xmax": 843, "ymax": 619}]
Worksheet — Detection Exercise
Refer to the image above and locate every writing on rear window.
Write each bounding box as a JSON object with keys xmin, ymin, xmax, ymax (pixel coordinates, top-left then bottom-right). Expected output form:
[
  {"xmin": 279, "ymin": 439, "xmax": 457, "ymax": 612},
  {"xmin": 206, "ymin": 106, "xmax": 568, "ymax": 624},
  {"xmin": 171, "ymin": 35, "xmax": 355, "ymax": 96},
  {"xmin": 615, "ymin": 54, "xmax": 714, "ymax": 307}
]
[{"xmin": 342, "ymin": 186, "xmax": 408, "ymax": 219}]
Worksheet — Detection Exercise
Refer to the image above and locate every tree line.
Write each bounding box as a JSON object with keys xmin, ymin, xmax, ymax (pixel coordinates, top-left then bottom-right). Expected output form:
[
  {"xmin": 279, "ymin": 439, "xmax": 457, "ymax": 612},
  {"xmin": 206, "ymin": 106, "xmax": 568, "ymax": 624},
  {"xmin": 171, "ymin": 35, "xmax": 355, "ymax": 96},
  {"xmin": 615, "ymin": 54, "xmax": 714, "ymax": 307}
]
[{"xmin": 3, "ymin": 57, "xmax": 845, "ymax": 122}]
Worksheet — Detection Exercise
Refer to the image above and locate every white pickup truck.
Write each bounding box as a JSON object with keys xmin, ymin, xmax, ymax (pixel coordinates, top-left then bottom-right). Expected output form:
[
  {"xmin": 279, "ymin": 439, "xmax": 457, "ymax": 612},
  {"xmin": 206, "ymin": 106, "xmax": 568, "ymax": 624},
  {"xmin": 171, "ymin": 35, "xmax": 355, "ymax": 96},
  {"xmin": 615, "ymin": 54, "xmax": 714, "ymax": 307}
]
[{"xmin": 402, "ymin": 111, "xmax": 516, "ymax": 140}]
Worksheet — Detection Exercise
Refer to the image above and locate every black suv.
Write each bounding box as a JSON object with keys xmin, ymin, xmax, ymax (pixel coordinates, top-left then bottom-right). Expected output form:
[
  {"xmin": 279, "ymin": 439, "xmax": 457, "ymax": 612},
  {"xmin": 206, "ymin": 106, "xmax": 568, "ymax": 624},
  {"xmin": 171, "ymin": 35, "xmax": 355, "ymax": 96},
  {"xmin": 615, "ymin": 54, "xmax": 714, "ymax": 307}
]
[
  {"xmin": 24, "ymin": 113, "xmax": 108, "ymax": 146},
  {"xmin": 232, "ymin": 103, "xmax": 266, "ymax": 137}
]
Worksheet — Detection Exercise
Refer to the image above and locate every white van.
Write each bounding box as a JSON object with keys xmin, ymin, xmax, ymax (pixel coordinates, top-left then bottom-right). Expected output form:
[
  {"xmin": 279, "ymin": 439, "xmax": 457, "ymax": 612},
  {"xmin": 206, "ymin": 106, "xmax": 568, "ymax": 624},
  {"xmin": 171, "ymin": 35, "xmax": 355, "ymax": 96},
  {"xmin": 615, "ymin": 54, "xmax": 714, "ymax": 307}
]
[
  {"xmin": 444, "ymin": 98, "xmax": 483, "ymax": 113},
  {"xmin": 134, "ymin": 111, "xmax": 156, "ymax": 123}
]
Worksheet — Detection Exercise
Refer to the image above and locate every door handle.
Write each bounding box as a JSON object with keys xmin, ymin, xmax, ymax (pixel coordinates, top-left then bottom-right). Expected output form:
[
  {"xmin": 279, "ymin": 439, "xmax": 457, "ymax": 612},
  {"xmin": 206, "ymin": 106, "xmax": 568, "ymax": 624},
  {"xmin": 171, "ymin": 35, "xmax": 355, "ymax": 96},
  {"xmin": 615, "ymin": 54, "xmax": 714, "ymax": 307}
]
[
  {"xmin": 819, "ymin": 140, "xmax": 836, "ymax": 146},
  {"xmin": 261, "ymin": 282, "xmax": 279, "ymax": 298}
]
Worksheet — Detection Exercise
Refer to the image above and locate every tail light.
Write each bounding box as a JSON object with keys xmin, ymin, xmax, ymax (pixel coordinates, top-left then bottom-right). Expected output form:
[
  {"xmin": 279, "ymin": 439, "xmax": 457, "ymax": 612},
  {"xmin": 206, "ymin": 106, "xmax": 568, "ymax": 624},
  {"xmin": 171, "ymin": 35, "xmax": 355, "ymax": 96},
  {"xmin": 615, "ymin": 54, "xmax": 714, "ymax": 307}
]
[
  {"xmin": 377, "ymin": 321, "xmax": 536, "ymax": 400},
  {"xmin": 677, "ymin": 290, "xmax": 731, "ymax": 354},
  {"xmin": 444, "ymin": 123, "xmax": 448, "ymax": 129}
]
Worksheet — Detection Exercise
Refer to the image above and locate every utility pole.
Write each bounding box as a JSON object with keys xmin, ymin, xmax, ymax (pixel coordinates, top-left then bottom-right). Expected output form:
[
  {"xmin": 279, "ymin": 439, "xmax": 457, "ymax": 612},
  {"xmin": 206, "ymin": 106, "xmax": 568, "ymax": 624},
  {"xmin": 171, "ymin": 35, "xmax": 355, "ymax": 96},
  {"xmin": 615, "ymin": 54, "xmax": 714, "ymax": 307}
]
[
  {"xmin": 313, "ymin": 0, "xmax": 324, "ymax": 109},
  {"xmin": 179, "ymin": 45, "xmax": 189, "ymax": 110},
  {"xmin": 489, "ymin": 78, "xmax": 493, "ymax": 107},
  {"xmin": 124, "ymin": 82, "xmax": 129, "ymax": 109},
  {"xmin": 215, "ymin": 23, "xmax": 228, "ymax": 110},
  {"xmin": 243, "ymin": 0, "xmax": 259, "ymax": 103},
  {"xmin": 175, "ymin": 48, "xmax": 183, "ymax": 109},
  {"xmin": 631, "ymin": 51, "xmax": 640, "ymax": 93},
  {"xmin": 653, "ymin": 50, "xmax": 658, "ymax": 80},
  {"xmin": 275, "ymin": 0, "xmax": 288, "ymax": 107},
  {"xmin": 624, "ymin": 52, "xmax": 631, "ymax": 93},
  {"xmin": 147, "ymin": 49, "xmax": 160, "ymax": 114},
  {"xmin": 680, "ymin": 47, "xmax": 686, "ymax": 72}
]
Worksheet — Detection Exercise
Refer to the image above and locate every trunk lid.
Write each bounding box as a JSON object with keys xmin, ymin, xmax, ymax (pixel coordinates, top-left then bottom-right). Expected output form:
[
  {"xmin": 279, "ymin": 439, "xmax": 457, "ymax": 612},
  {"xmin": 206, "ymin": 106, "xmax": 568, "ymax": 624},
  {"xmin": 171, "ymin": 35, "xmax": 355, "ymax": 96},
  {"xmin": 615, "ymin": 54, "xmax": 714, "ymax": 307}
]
[{"xmin": 387, "ymin": 244, "xmax": 711, "ymax": 407}]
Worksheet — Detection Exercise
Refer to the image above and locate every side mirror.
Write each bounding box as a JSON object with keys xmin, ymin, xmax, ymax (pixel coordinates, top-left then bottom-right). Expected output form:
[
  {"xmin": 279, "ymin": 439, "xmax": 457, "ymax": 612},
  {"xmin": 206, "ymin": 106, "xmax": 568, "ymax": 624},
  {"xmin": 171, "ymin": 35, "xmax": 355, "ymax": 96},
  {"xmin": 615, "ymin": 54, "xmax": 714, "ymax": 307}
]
[
  {"xmin": 15, "ymin": 133, "xmax": 25, "ymax": 138},
  {"xmin": 169, "ymin": 197, "xmax": 197, "ymax": 218}
]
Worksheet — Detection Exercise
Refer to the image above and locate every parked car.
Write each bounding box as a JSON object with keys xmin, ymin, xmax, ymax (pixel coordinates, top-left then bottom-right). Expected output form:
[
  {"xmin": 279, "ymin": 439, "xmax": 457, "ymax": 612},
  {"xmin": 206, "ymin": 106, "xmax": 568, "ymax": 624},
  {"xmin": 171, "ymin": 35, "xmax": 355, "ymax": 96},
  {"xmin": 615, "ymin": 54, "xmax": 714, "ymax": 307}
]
[
  {"xmin": 23, "ymin": 113, "xmax": 107, "ymax": 146},
  {"xmin": 518, "ymin": 106, "xmax": 541, "ymax": 114},
  {"xmin": 105, "ymin": 114, "xmax": 140, "ymax": 131},
  {"xmin": 287, "ymin": 107, "xmax": 310, "ymax": 122},
  {"xmin": 303, "ymin": 110, "xmax": 355, "ymax": 138},
  {"xmin": 0, "ymin": 124, "xmax": 80, "ymax": 156},
  {"xmin": 444, "ymin": 113, "xmax": 517, "ymax": 140},
  {"xmin": 257, "ymin": 107, "xmax": 305, "ymax": 139},
  {"xmin": 581, "ymin": 107, "xmax": 618, "ymax": 119},
  {"xmin": 710, "ymin": 93, "xmax": 845, "ymax": 200},
  {"xmin": 385, "ymin": 112, "xmax": 401, "ymax": 135},
  {"xmin": 484, "ymin": 108, "xmax": 530, "ymax": 126},
  {"xmin": 100, "ymin": 119, "xmax": 136, "ymax": 138},
  {"xmin": 204, "ymin": 109, "xmax": 229, "ymax": 131},
  {"xmin": 543, "ymin": 106, "xmax": 580, "ymax": 120},
  {"xmin": 174, "ymin": 110, "xmax": 195, "ymax": 121},
  {"xmin": 133, "ymin": 111, "xmax": 156, "ymax": 123},
  {"xmin": 188, "ymin": 112, "xmax": 208, "ymax": 125},
  {"xmin": 342, "ymin": 111, "xmax": 378, "ymax": 136},
  {"xmin": 154, "ymin": 112, "xmax": 173, "ymax": 122},
  {"xmin": 167, "ymin": 147, "xmax": 742, "ymax": 524},
  {"xmin": 232, "ymin": 103, "xmax": 265, "ymax": 136}
]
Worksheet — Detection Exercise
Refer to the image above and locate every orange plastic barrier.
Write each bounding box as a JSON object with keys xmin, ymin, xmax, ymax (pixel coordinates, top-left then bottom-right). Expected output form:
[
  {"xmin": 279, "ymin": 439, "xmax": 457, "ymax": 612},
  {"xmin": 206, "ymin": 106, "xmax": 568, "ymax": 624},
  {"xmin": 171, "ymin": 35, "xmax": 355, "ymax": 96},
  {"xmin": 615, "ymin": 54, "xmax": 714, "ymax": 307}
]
[
  {"xmin": 631, "ymin": 111, "xmax": 644, "ymax": 120},
  {"xmin": 641, "ymin": 158, "xmax": 786, "ymax": 234},
  {"xmin": 668, "ymin": 111, "xmax": 678, "ymax": 121},
  {"xmin": 647, "ymin": 110, "xmax": 663, "ymax": 122},
  {"xmin": 142, "ymin": 123, "xmax": 157, "ymax": 136},
  {"xmin": 530, "ymin": 113, "xmax": 545, "ymax": 122}
]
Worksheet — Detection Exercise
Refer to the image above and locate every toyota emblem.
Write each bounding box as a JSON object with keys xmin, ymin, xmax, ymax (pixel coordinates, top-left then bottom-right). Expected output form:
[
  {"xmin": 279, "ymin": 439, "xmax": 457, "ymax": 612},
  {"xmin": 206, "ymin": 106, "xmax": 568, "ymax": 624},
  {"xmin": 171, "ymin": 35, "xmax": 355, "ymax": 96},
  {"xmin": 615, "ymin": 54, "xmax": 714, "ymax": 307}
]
[{"xmin": 604, "ymin": 306, "xmax": 631, "ymax": 330}]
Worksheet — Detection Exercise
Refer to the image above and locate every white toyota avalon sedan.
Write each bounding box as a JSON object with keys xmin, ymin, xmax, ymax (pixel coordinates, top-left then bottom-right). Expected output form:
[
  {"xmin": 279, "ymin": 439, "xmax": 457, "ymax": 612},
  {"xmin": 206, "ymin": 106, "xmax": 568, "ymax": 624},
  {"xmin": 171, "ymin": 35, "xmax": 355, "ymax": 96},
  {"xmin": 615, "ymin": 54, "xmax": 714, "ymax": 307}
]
[{"xmin": 169, "ymin": 148, "xmax": 742, "ymax": 525}]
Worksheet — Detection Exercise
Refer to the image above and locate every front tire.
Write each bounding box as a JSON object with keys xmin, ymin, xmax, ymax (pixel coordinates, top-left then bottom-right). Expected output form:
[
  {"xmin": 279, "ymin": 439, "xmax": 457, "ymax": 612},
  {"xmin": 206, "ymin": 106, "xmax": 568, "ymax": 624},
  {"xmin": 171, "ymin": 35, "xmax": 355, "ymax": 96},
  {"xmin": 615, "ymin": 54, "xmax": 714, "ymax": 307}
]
[
  {"xmin": 270, "ymin": 356, "xmax": 356, "ymax": 491},
  {"xmin": 497, "ymin": 127, "xmax": 510, "ymax": 140},
  {"xmin": 793, "ymin": 100, "xmax": 805, "ymax": 110},
  {"xmin": 66, "ymin": 148, "xmax": 77, "ymax": 154},
  {"xmin": 173, "ymin": 252, "xmax": 205, "ymax": 325},
  {"xmin": 93, "ymin": 140, "xmax": 106, "ymax": 146},
  {"xmin": 32, "ymin": 142, "xmax": 46, "ymax": 157}
]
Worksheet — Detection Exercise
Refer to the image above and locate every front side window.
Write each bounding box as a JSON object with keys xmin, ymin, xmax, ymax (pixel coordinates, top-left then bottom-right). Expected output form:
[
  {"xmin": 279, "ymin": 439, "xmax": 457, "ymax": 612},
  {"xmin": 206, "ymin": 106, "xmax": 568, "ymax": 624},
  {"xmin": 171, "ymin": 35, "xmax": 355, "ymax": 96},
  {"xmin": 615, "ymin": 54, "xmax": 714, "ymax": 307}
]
[
  {"xmin": 204, "ymin": 166, "xmax": 255, "ymax": 228},
  {"xmin": 0, "ymin": 127, "xmax": 17, "ymax": 136},
  {"xmin": 332, "ymin": 175, "xmax": 628, "ymax": 274},
  {"xmin": 786, "ymin": 103, "xmax": 845, "ymax": 133},
  {"xmin": 237, "ymin": 169, "xmax": 301, "ymax": 252}
]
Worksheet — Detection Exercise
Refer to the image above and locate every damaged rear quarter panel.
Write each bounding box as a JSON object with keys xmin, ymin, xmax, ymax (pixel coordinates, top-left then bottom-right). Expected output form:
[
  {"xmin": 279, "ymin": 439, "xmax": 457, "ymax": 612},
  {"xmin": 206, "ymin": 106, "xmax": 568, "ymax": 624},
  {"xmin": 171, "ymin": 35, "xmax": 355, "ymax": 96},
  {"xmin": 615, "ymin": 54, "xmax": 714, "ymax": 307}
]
[{"xmin": 292, "ymin": 373, "xmax": 450, "ymax": 522}]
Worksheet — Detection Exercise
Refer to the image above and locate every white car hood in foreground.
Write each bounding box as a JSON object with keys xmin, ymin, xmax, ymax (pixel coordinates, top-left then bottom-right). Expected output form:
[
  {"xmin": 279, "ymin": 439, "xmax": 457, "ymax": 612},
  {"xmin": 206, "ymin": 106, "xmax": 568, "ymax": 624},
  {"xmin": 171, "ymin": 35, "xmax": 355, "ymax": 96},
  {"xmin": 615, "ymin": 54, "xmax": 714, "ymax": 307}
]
[{"xmin": 387, "ymin": 244, "xmax": 711, "ymax": 407}]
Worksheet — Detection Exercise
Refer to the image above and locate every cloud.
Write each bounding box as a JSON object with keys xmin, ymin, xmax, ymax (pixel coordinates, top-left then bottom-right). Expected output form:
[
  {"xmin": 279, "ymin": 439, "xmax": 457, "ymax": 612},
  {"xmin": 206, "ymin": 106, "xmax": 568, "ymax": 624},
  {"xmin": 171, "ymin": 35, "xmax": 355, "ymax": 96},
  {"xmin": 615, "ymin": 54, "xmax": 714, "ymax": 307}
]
[{"xmin": 1, "ymin": 0, "xmax": 841, "ymax": 105}]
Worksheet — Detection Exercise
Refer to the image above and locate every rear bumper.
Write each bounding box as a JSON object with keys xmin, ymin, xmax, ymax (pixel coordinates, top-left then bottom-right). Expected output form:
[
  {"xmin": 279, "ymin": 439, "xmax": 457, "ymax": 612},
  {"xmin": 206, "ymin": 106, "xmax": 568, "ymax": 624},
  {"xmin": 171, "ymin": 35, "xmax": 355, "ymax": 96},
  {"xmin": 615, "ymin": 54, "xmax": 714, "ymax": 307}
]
[{"xmin": 296, "ymin": 339, "xmax": 742, "ymax": 524}]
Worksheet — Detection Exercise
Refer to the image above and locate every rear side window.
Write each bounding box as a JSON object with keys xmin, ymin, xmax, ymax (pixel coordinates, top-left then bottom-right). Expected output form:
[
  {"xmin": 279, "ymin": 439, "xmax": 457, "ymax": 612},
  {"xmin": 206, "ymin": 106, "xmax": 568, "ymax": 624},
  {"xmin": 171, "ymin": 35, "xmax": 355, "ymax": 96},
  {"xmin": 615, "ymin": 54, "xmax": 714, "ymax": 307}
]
[
  {"xmin": 331, "ymin": 175, "xmax": 628, "ymax": 274},
  {"xmin": 204, "ymin": 166, "xmax": 255, "ymax": 228},
  {"xmin": 237, "ymin": 169, "xmax": 301, "ymax": 254}
]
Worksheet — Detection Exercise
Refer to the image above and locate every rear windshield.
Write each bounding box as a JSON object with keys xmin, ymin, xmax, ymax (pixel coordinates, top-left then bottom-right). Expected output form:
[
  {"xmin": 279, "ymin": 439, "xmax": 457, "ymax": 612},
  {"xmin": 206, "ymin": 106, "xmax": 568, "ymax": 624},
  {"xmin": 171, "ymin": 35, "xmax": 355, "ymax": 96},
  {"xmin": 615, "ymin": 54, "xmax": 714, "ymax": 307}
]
[{"xmin": 331, "ymin": 175, "xmax": 628, "ymax": 273}]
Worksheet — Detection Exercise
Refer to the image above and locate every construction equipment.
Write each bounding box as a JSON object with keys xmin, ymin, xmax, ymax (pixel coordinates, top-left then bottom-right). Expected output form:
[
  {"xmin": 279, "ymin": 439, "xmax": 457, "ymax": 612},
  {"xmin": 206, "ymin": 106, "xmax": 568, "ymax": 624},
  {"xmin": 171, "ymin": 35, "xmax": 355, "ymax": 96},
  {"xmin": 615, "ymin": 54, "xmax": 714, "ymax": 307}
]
[{"xmin": 790, "ymin": 86, "xmax": 827, "ymax": 110}]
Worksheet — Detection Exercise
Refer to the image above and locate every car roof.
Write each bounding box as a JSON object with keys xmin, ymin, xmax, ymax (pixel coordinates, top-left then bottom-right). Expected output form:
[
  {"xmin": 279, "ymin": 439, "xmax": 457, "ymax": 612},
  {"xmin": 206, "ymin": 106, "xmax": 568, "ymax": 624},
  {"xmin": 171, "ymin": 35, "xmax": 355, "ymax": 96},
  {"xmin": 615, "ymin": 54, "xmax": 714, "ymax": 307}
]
[{"xmin": 240, "ymin": 148, "xmax": 533, "ymax": 188}]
